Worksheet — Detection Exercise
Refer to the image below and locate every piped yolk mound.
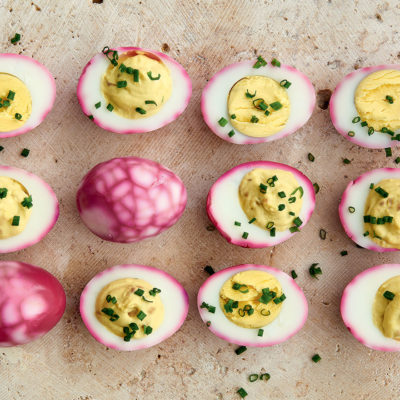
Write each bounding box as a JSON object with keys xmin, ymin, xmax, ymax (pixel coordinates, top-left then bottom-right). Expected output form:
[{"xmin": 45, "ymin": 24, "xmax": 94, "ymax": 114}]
[
  {"xmin": 355, "ymin": 69, "xmax": 400, "ymax": 131},
  {"xmin": 0, "ymin": 73, "xmax": 32, "ymax": 133},
  {"xmin": 0, "ymin": 176, "xmax": 32, "ymax": 239},
  {"xmin": 364, "ymin": 179, "xmax": 400, "ymax": 249},
  {"xmin": 101, "ymin": 52, "xmax": 172, "ymax": 119},
  {"xmin": 239, "ymin": 168, "xmax": 303, "ymax": 232},
  {"xmin": 228, "ymin": 76, "xmax": 290, "ymax": 137},
  {"xmin": 95, "ymin": 278, "xmax": 164, "ymax": 340},
  {"xmin": 219, "ymin": 270, "xmax": 284, "ymax": 329},
  {"xmin": 373, "ymin": 275, "xmax": 400, "ymax": 340}
]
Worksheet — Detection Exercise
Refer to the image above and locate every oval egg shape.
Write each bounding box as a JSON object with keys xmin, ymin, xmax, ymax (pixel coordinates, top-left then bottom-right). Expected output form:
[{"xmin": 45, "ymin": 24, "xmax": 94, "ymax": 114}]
[
  {"xmin": 330, "ymin": 65, "xmax": 400, "ymax": 149},
  {"xmin": 341, "ymin": 264, "xmax": 400, "ymax": 351},
  {"xmin": 80, "ymin": 264, "xmax": 189, "ymax": 351},
  {"xmin": 0, "ymin": 53, "xmax": 56, "ymax": 138},
  {"xmin": 0, "ymin": 166, "xmax": 59, "ymax": 253},
  {"xmin": 339, "ymin": 168, "xmax": 400, "ymax": 252},
  {"xmin": 201, "ymin": 59, "xmax": 315, "ymax": 144},
  {"xmin": 77, "ymin": 47, "xmax": 192, "ymax": 134},
  {"xmin": 207, "ymin": 161, "xmax": 315, "ymax": 248},
  {"xmin": 76, "ymin": 157, "xmax": 187, "ymax": 243},
  {"xmin": 197, "ymin": 264, "xmax": 308, "ymax": 347},
  {"xmin": 0, "ymin": 261, "xmax": 66, "ymax": 347}
]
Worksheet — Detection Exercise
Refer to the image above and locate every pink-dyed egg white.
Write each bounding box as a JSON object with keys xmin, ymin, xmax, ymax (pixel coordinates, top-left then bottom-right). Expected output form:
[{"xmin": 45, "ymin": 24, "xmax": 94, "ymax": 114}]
[
  {"xmin": 0, "ymin": 261, "xmax": 65, "ymax": 347},
  {"xmin": 76, "ymin": 157, "xmax": 187, "ymax": 243},
  {"xmin": 80, "ymin": 264, "xmax": 189, "ymax": 351},
  {"xmin": 201, "ymin": 58, "xmax": 315, "ymax": 144},
  {"xmin": 0, "ymin": 166, "xmax": 59, "ymax": 253},
  {"xmin": 0, "ymin": 53, "xmax": 56, "ymax": 138},
  {"xmin": 197, "ymin": 264, "xmax": 308, "ymax": 347},
  {"xmin": 207, "ymin": 161, "xmax": 315, "ymax": 248},
  {"xmin": 341, "ymin": 264, "xmax": 400, "ymax": 351},
  {"xmin": 77, "ymin": 47, "xmax": 192, "ymax": 134},
  {"xmin": 339, "ymin": 168, "xmax": 400, "ymax": 252},
  {"xmin": 330, "ymin": 65, "xmax": 400, "ymax": 149}
]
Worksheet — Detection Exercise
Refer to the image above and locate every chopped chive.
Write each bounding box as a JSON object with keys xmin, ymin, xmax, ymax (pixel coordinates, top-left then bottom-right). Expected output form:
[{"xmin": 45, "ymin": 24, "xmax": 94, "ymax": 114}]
[
  {"xmin": 149, "ymin": 288, "xmax": 161, "ymax": 296},
  {"xmin": 144, "ymin": 325, "xmax": 153, "ymax": 335},
  {"xmin": 110, "ymin": 314, "xmax": 119, "ymax": 321},
  {"xmin": 129, "ymin": 322, "xmax": 139, "ymax": 331},
  {"xmin": 7, "ymin": 91, "xmax": 15, "ymax": 100},
  {"xmin": 106, "ymin": 103, "xmax": 114, "ymax": 112},
  {"xmin": 142, "ymin": 296, "xmax": 153, "ymax": 303},
  {"xmin": 361, "ymin": 121, "xmax": 368, "ymax": 127},
  {"xmin": 250, "ymin": 115, "xmax": 259, "ymax": 123},
  {"xmin": 231, "ymin": 114, "xmax": 236, "ymax": 119},
  {"xmin": 200, "ymin": 301, "xmax": 216, "ymax": 313},
  {"xmin": 383, "ymin": 290, "xmax": 395, "ymax": 300},
  {"xmin": 21, "ymin": 148, "xmax": 30, "ymax": 157},
  {"xmin": 245, "ymin": 89, "xmax": 256, "ymax": 98},
  {"xmin": 147, "ymin": 71, "xmax": 161, "ymax": 80},
  {"xmin": 278, "ymin": 191, "xmax": 286, "ymax": 198},
  {"xmin": 228, "ymin": 130, "xmax": 235, "ymax": 137},
  {"xmin": 363, "ymin": 231, "xmax": 369, "ymax": 237},
  {"xmin": 88, "ymin": 115, "xmax": 94, "ymax": 120},
  {"xmin": 386, "ymin": 95, "xmax": 394, "ymax": 104},
  {"xmin": 119, "ymin": 63, "xmax": 126, "ymax": 72},
  {"xmin": 136, "ymin": 310, "xmax": 146, "ymax": 321},
  {"xmin": 242, "ymin": 232, "xmax": 249, "ymax": 239},
  {"xmin": 260, "ymin": 309, "xmax": 271, "ymax": 316},
  {"xmin": 348, "ymin": 131, "xmax": 355, "ymax": 137},
  {"xmin": 21, "ymin": 195, "xmax": 33, "ymax": 209},
  {"xmin": 264, "ymin": 109, "xmax": 270, "ymax": 116},
  {"xmin": 309, "ymin": 263, "xmax": 322, "ymax": 279},
  {"xmin": 313, "ymin": 182, "xmax": 320, "ymax": 194},
  {"xmin": 266, "ymin": 221, "xmax": 274, "ymax": 229},
  {"xmin": 2, "ymin": 100, "xmax": 10, "ymax": 107},
  {"xmin": 375, "ymin": 187, "xmax": 389, "ymax": 198},
  {"xmin": 145, "ymin": 100, "xmax": 157, "ymax": 106},
  {"xmin": 308, "ymin": 153, "xmax": 315, "ymax": 162},
  {"xmin": 237, "ymin": 388, "xmax": 248, "ymax": 398},
  {"xmin": 0, "ymin": 188, "xmax": 7, "ymax": 199},
  {"xmin": 0, "ymin": 146, "xmax": 4, "ymax": 152},
  {"xmin": 123, "ymin": 334, "xmax": 132, "ymax": 342},
  {"xmin": 273, "ymin": 294, "xmax": 286, "ymax": 304},
  {"xmin": 123, "ymin": 327, "xmax": 130, "ymax": 334},
  {"xmin": 343, "ymin": 158, "xmax": 351, "ymax": 164},
  {"xmin": 248, "ymin": 217, "xmax": 256, "ymax": 224},
  {"xmin": 260, "ymin": 373, "xmax": 270, "ymax": 381},
  {"xmin": 368, "ymin": 127, "xmax": 374, "ymax": 135},
  {"xmin": 369, "ymin": 183, "xmax": 374, "ymax": 189},
  {"xmin": 270, "ymin": 227, "xmax": 276, "ymax": 237},
  {"xmin": 204, "ymin": 265, "xmax": 215, "ymax": 275},
  {"xmin": 234, "ymin": 221, "xmax": 242, "ymax": 226},
  {"xmin": 278, "ymin": 204, "xmax": 285, "ymax": 211},
  {"xmin": 312, "ymin": 354, "xmax": 321, "ymax": 363},
  {"xmin": 395, "ymin": 157, "xmax": 400, "ymax": 164},
  {"xmin": 348, "ymin": 206, "xmax": 355, "ymax": 213},
  {"xmin": 291, "ymin": 270, "xmax": 297, "ymax": 279},
  {"xmin": 218, "ymin": 117, "xmax": 228, "ymax": 127},
  {"xmin": 117, "ymin": 80, "xmax": 127, "ymax": 88},
  {"xmin": 11, "ymin": 216, "xmax": 20, "ymax": 226},
  {"xmin": 95, "ymin": 101, "xmax": 101, "ymax": 109},
  {"xmin": 224, "ymin": 299, "xmax": 239, "ymax": 313},
  {"xmin": 319, "ymin": 229, "xmax": 326, "ymax": 240},
  {"xmin": 352, "ymin": 116, "xmax": 361, "ymax": 123},
  {"xmin": 340, "ymin": 250, "xmax": 348, "ymax": 256},
  {"xmin": 206, "ymin": 321, "xmax": 211, "ymax": 327},
  {"xmin": 385, "ymin": 147, "xmax": 392, "ymax": 157},
  {"xmin": 10, "ymin": 33, "xmax": 21, "ymax": 44},
  {"xmin": 271, "ymin": 58, "xmax": 281, "ymax": 67},
  {"xmin": 134, "ymin": 288, "xmax": 144, "ymax": 296},
  {"xmin": 101, "ymin": 307, "xmax": 114, "ymax": 316},
  {"xmin": 289, "ymin": 211, "xmax": 295, "ymax": 216},
  {"xmin": 270, "ymin": 101, "xmax": 282, "ymax": 110},
  {"xmin": 126, "ymin": 67, "xmax": 134, "ymax": 74},
  {"xmin": 293, "ymin": 217, "xmax": 303, "ymax": 227},
  {"xmin": 15, "ymin": 113, "xmax": 22, "ymax": 120},
  {"xmin": 280, "ymin": 79, "xmax": 292, "ymax": 88},
  {"xmin": 290, "ymin": 186, "xmax": 304, "ymax": 198},
  {"xmin": 249, "ymin": 373, "xmax": 259, "ymax": 382},
  {"xmin": 259, "ymin": 183, "xmax": 268, "ymax": 193},
  {"xmin": 289, "ymin": 226, "xmax": 299, "ymax": 233},
  {"xmin": 133, "ymin": 69, "xmax": 139, "ymax": 82},
  {"xmin": 235, "ymin": 345, "xmax": 247, "ymax": 355},
  {"xmin": 253, "ymin": 55, "xmax": 267, "ymax": 69},
  {"xmin": 136, "ymin": 107, "xmax": 147, "ymax": 114}
]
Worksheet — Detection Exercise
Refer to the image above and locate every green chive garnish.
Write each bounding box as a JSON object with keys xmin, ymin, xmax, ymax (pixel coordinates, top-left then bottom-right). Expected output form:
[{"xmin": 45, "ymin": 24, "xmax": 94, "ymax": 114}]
[
  {"xmin": 88, "ymin": 115, "xmax": 94, "ymax": 120},
  {"xmin": 149, "ymin": 288, "xmax": 161, "ymax": 296},
  {"xmin": 10, "ymin": 33, "xmax": 21, "ymax": 44},
  {"xmin": 270, "ymin": 227, "xmax": 276, "ymax": 237},
  {"xmin": 2, "ymin": 100, "xmax": 10, "ymax": 107},
  {"xmin": 293, "ymin": 217, "xmax": 303, "ymax": 227},
  {"xmin": 271, "ymin": 58, "xmax": 281, "ymax": 67},
  {"xmin": 134, "ymin": 288, "xmax": 144, "ymax": 296},
  {"xmin": 270, "ymin": 101, "xmax": 282, "ymax": 110},
  {"xmin": 280, "ymin": 79, "xmax": 291, "ymax": 88},
  {"xmin": 95, "ymin": 101, "xmax": 101, "ymax": 109},
  {"xmin": 137, "ymin": 310, "xmax": 146, "ymax": 321},
  {"xmin": 101, "ymin": 307, "xmax": 114, "ymax": 316},
  {"xmin": 206, "ymin": 321, "xmax": 211, "ymax": 327},
  {"xmin": 259, "ymin": 183, "xmax": 267, "ymax": 193},
  {"xmin": 119, "ymin": 63, "xmax": 126, "ymax": 72},
  {"xmin": 204, "ymin": 265, "xmax": 215, "ymax": 275},
  {"xmin": 7, "ymin": 91, "xmax": 15, "ymax": 100},
  {"xmin": 273, "ymin": 294, "xmax": 286, "ymax": 304},
  {"xmin": 386, "ymin": 95, "xmax": 394, "ymax": 104},
  {"xmin": 231, "ymin": 114, "xmax": 236, "ymax": 119},
  {"xmin": 0, "ymin": 146, "xmax": 4, "ymax": 152},
  {"xmin": 361, "ymin": 121, "xmax": 368, "ymax": 127},
  {"xmin": 291, "ymin": 186, "xmax": 304, "ymax": 198},
  {"xmin": 312, "ymin": 354, "xmax": 321, "ymax": 363},
  {"xmin": 126, "ymin": 67, "xmax": 134, "ymax": 74},
  {"xmin": 147, "ymin": 71, "xmax": 161, "ymax": 80},
  {"xmin": 278, "ymin": 191, "xmax": 286, "ymax": 198},
  {"xmin": 266, "ymin": 221, "xmax": 274, "ymax": 229},
  {"xmin": 107, "ymin": 103, "xmax": 114, "ymax": 112},
  {"xmin": 309, "ymin": 263, "xmax": 322, "ymax": 279},
  {"xmin": 248, "ymin": 217, "xmax": 256, "ymax": 224},
  {"xmin": 384, "ymin": 290, "xmax": 395, "ymax": 300},
  {"xmin": 237, "ymin": 388, "xmax": 248, "ymax": 398},
  {"xmin": 385, "ymin": 147, "xmax": 392, "ymax": 157},
  {"xmin": 136, "ymin": 107, "xmax": 147, "ymax": 114},
  {"xmin": 395, "ymin": 157, "xmax": 400, "ymax": 164},
  {"xmin": 11, "ymin": 216, "xmax": 20, "ymax": 226},
  {"xmin": 242, "ymin": 232, "xmax": 249, "ymax": 239},
  {"xmin": 348, "ymin": 131, "xmax": 355, "ymax": 137},
  {"xmin": 363, "ymin": 231, "xmax": 370, "ymax": 237},
  {"xmin": 291, "ymin": 270, "xmax": 297, "ymax": 279},
  {"xmin": 340, "ymin": 250, "xmax": 348, "ymax": 256},
  {"xmin": 228, "ymin": 130, "xmax": 235, "ymax": 137},
  {"xmin": 0, "ymin": 188, "xmax": 7, "ymax": 199},
  {"xmin": 245, "ymin": 89, "xmax": 256, "ymax": 98},
  {"xmin": 348, "ymin": 206, "xmax": 355, "ymax": 213},
  {"xmin": 375, "ymin": 186, "xmax": 389, "ymax": 198},
  {"xmin": 250, "ymin": 115, "xmax": 259, "ymax": 123},
  {"xmin": 369, "ymin": 183, "xmax": 374, "ymax": 189},
  {"xmin": 260, "ymin": 373, "xmax": 270, "ymax": 381},
  {"xmin": 133, "ymin": 69, "xmax": 139, "ymax": 82},
  {"xmin": 234, "ymin": 221, "xmax": 241, "ymax": 226},
  {"xmin": 319, "ymin": 229, "xmax": 326, "ymax": 240},
  {"xmin": 117, "ymin": 80, "xmax": 127, "ymax": 88},
  {"xmin": 200, "ymin": 301, "xmax": 216, "ymax": 313},
  {"xmin": 289, "ymin": 226, "xmax": 299, "ymax": 233},
  {"xmin": 14, "ymin": 113, "xmax": 22, "ymax": 120},
  {"xmin": 352, "ymin": 116, "xmax": 361, "ymax": 123},
  {"xmin": 235, "ymin": 346, "xmax": 247, "ymax": 355},
  {"xmin": 249, "ymin": 373, "xmax": 259, "ymax": 382},
  {"xmin": 368, "ymin": 127, "xmax": 374, "ymax": 135},
  {"xmin": 308, "ymin": 153, "xmax": 315, "ymax": 162},
  {"xmin": 343, "ymin": 158, "xmax": 351, "ymax": 164},
  {"xmin": 218, "ymin": 117, "xmax": 228, "ymax": 127},
  {"xmin": 145, "ymin": 100, "xmax": 157, "ymax": 106},
  {"xmin": 289, "ymin": 211, "xmax": 295, "ymax": 216},
  {"xmin": 21, "ymin": 195, "xmax": 33, "ymax": 209},
  {"xmin": 21, "ymin": 148, "xmax": 30, "ymax": 157},
  {"xmin": 278, "ymin": 204, "xmax": 285, "ymax": 211},
  {"xmin": 144, "ymin": 325, "xmax": 153, "ymax": 335},
  {"xmin": 253, "ymin": 55, "xmax": 267, "ymax": 69},
  {"xmin": 313, "ymin": 183, "xmax": 320, "ymax": 194}
]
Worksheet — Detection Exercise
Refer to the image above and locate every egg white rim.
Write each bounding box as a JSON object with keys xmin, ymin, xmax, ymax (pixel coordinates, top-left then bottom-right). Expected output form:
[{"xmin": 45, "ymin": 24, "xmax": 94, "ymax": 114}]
[
  {"xmin": 197, "ymin": 264, "xmax": 308, "ymax": 347},
  {"xmin": 341, "ymin": 264, "xmax": 400, "ymax": 351},
  {"xmin": 0, "ymin": 53, "xmax": 56, "ymax": 138},
  {"xmin": 77, "ymin": 47, "xmax": 192, "ymax": 134},
  {"xmin": 330, "ymin": 64, "xmax": 400, "ymax": 149},
  {"xmin": 207, "ymin": 161, "xmax": 315, "ymax": 248},
  {"xmin": 0, "ymin": 166, "xmax": 59, "ymax": 253},
  {"xmin": 201, "ymin": 60, "xmax": 315, "ymax": 144},
  {"xmin": 339, "ymin": 168, "xmax": 400, "ymax": 252},
  {"xmin": 80, "ymin": 264, "xmax": 189, "ymax": 351}
]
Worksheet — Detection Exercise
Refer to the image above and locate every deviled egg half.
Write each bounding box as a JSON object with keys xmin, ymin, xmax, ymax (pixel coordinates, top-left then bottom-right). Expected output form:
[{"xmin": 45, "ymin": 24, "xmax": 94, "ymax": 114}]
[
  {"xmin": 80, "ymin": 264, "xmax": 189, "ymax": 351},
  {"xmin": 76, "ymin": 157, "xmax": 187, "ymax": 243},
  {"xmin": 339, "ymin": 168, "xmax": 400, "ymax": 252},
  {"xmin": 0, "ymin": 261, "xmax": 65, "ymax": 347},
  {"xmin": 77, "ymin": 47, "xmax": 192, "ymax": 134},
  {"xmin": 198, "ymin": 264, "xmax": 308, "ymax": 347},
  {"xmin": 341, "ymin": 264, "xmax": 400, "ymax": 351},
  {"xmin": 330, "ymin": 65, "xmax": 400, "ymax": 148},
  {"xmin": 0, "ymin": 166, "xmax": 59, "ymax": 253},
  {"xmin": 0, "ymin": 53, "xmax": 56, "ymax": 138},
  {"xmin": 201, "ymin": 56, "xmax": 315, "ymax": 144},
  {"xmin": 207, "ymin": 161, "xmax": 315, "ymax": 248}
]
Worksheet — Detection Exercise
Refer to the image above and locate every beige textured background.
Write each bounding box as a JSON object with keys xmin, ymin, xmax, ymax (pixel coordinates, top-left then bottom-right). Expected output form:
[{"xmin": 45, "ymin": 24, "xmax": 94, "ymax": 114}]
[{"xmin": 1, "ymin": 0, "xmax": 400, "ymax": 399}]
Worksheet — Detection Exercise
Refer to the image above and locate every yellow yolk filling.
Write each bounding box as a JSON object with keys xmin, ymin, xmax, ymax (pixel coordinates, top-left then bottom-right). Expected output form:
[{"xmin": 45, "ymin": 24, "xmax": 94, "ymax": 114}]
[
  {"xmin": 373, "ymin": 275, "xmax": 400, "ymax": 340},
  {"xmin": 0, "ymin": 73, "xmax": 32, "ymax": 132},
  {"xmin": 239, "ymin": 168, "xmax": 303, "ymax": 231},
  {"xmin": 0, "ymin": 176, "xmax": 32, "ymax": 239},
  {"xmin": 355, "ymin": 69, "xmax": 400, "ymax": 131},
  {"xmin": 219, "ymin": 270, "xmax": 283, "ymax": 329},
  {"xmin": 228, "ymin": 75, "xmax": 290, "ymax": 137},
  {"xmin": 95, "ymin": 278, "xmax": 164, "ymax": 339},
  {"xmin": 101, "ymin": 52, "xmax": 172, "ymax": 119},
  {"xmin": 364, "ymin": 179, "xmax": 400, "ymax": 249}
]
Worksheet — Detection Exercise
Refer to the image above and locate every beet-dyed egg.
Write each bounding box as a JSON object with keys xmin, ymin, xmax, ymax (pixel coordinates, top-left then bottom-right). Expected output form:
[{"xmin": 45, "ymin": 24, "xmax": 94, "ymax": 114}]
[
  {"xmin": 0, "ymin": 53, "xmax": 56, "ymax": 138},
  {"xmin": 201, "ymin": 57, "xmax": 315, "ymax": 144},
  {"xmin": 330, "ymin": 65, "xmax": 400, "ymax": 148},
  {"xmin": 77, "ymin": 47, "xmax": 192, "ymax": 134},
  {"xmin": 197, "ymin": 264, "xmax": 308, "ymax": 347},
  {"xmin": 76, "ymin": 157, "xmax": 187, "ymax": 243},
  {"xmin": 0, "ymin": 166, "xmax": 59, "ymax": 253},
  {"xmin": 207, "ymin": 161, "xmax": 315, "ymax": 248},
  {"xmin": 80, "ymin": 264, "xmax": 188, "ymax": 351},
  {"xmin": 341, "ymin": 264, "xmax": 400, "ymax": 351},
  {"xmin": 0, "ymin": 261, "xmax": 65, "ymax": 347},
  {"xmin": 339, "ymin": 168, "xmax": 400, "ymax": 252}
]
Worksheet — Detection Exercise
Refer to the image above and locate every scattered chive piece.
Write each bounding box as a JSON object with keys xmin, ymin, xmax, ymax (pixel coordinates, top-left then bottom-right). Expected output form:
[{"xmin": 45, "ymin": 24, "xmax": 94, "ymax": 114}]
[
  {"xmin": 266, "ymin": 221, "xmax": 274, "ymax": 229},
  {"xmin": 119, "ymin": 63, "xmax": 126, "ymax": 72},
  {"xmin": 264, "ymin": 109, "xmax": 270, "ymax": 116},
  {"xmin": 291, "ymin": 270, "xmax": 297, "ymax": 279},
  {"xmin": 117, "ymin": 80, "xmax": 127, "ymax": 88},
  {"xmin": 308, "ymin": 153, "xmax": 315, "ymax": 162},
  {"xmin": 206, "ymin": 321, "xmax": 211, "ymax": 327},
  {"xmin": 290, "ymin": 186, "xmax": 304, "ymax": 198},
  {"xmin": 237, "ymin": 388, "xmax": 248, "ymax": 398},
  {"xmin": 278, "ymin": 191, "xmax": 286, "ymax": 198},
  {"xmin": 386, "ymin": 95, "xmax": 394, "ymax": 104},
  {"xmin": 228, "ymin": 130, "xmax": 235, "ymax": 137},
  {"xmin": 218, "ymin": 117, "xmax": 228, "ymax": 127},
  {"xmin": 348, "ymin": 206, "xmax": 355, "ymax": 213},
  {"xmin": 249, "ymin": 373, "xmax": 259, "ymax": 382},
  {"xmin": 361, "ymin": 121, "xmax": 368, "ymax": 127},
  {"xmin": 235, "ymin": 345, "xmax": 247, "ymax": 355},
  {"xmin": 259, "ymin": 183, "xmax": 267, "ymax": 193},
  {"xmin": 21, "ymin": 148, "xmax": 30, "ymax": 157},
  {"xmin": 260, "ymin": 373, "xmax": 271, "ymax": 381},
  {"xmin": 200, "ymin": 301, "xmax": 216, "ymax": 313},
  {"xmin": 149, "ymin": 288, "xmax": 161, "ymax": 296},
  {"xmin": 144, "ymin": 326, "xmax": 153, "ymax": 335},
  {"xmin": 363, "ymin": 231, "xmax": 370, "ymax": 237},
  {"xmin": 136, "ymin": 107, "xmax": 147, "ymax": 114},
  {"xmin": 7, "ymin": 91, "xmax": 15, "ymax": 100},
  {"xmin": 242, "ymin": 232, "xmax": 249, "ymax": 239},
  {"xmin": 88, "ymin": 115, "xmax": 94, "ymax": 120},
  {"xmin": 234, "ymin": 221, "xmax": 241, "ymax": 226},
  {"xmin": 0, "ymin": 188, "xmax": 8, "ymax": 199},
  {"xmin": 280, "ymin": 79, "xmax": 292, "ymax": 88},
  {"xmin": 385, "ymin": 147, "xmax": 392, "ymax": 157},
  {"xmin": 375, "ymin": 186, "xmax": 389, "ymax": 198},
  {"xmin": 343, "ymin": 158, "xmax": 351, "ymax": 164},
  {"xmin": 288, "ymin": 196, "xmax": 296, "ymax": 204},
  {"xmin": 15, "ymin": 113, "xmax": 22, "ymax": 120},
  {"xmin": 130, "ymin": 323, "xmax": 138, "ymax": 331},
  {"xmin": 248, "ymin": 217, "xmax": 256, "ymax": 224},
  {"xmin": 271, "ymin": 58, "xmax": 281, "ymax": 67},
  {"xmin": 101, "ymin": 307, "xmax": 114, "ymax": 316},
  {"xmin": 21, "ymin": 195, "xmax": 33, "ymax": 209},
  {"xmin": 147, "ymin": 71, "xmax": 161, "ymax": 80},
  {"xmin": 133, "ymin": 69, "xmax": 139, "ymax": 82},
  {"xmin": 231, "ymin": 114, "xmax": 236, "ymax": 119},
  {"xmin": 352, "ymin": 116, "xmax": 361, "ymax": 123},
  {"xmin": 395, "ymin": 157, "xmax": 400, "ymax": 164},
  {"xmin": 253, "ymin": 55, "xmax": 267, "ymax": 69},
  {"xmin": 278, "ymin": 204, "xmax": 285, "ymax": 211},
  {"xmin": 2, "ymin": 100, "xmax": 10, "ymax": 107},
  {"xmin": 319, "ymin": 229, "xmax": 326, "ymax": 240},
  {"xmin": 270, "ymin": 227, "xmax": 276, "ymax": 237},
  {"xmin": 224, "ymin": 299, "xmax": 239, "ymax": 313},
  {"xmin": 368, "ymin": 127, "xmax": 374, "ymax": 135},
  {"xmin": 270, "ymin": 101, "xmax": 282, "ymax": 110},
  {"xmin": 145, "ymin": 100, "xmax": 157, "ymax": 106},
  {"xmin": 134, "ymin": 288, "xmax": 144, "ymax": 296},
  {"xmin": 257, "ymin": 329, "xmax": 264, "ymax": 337},
  {"xmin": 309, "ymin": 263, "xmax": 322, "ymax": 279},
  {"xmin": 107, "ymin": 103, "xmax": 114, "ymax": 112},
  {"xmin": 204, "ymin": 265, "xmax": 215, "ymax": 275},
  {"xmin": 289, "ymin": 211, "xmax": 295, "ymax": 216},
  {"xmin": 348, "ymin": 131, "xmax": 355, "ymax": 137},
  {"xmin": 0, "ymin": 146, "xmax": 4, "ymax": 152},
  {"xmin": 289, "ymin": 226, "xmax": 299, "ymax": 233},
  {"xmin": 313, "ymin": 183, "xmax": 320, "ymax": 194},
  {"xmin": 137, "ymin": 310, "xmax": 146, "ymax": 321},
  {"xmin": 273, "ymin": 294, "xmax": 286, "ymax": 304},
  {"xmin": 293, "ymin": 217, "xmax": 303, "ymax": 227},
  {"xmin": 141, "ymin": 296, "xmax": 153, "ymax": 303},
  {"xmin": 260, "ymin": 309, "xmax": 270, "ymax": 316},
  {"xmin": 369, "ymin": 183, "xmax": 374, "ymax": 189},
  {"xmin": 95, "ymin": 101, "xmax": 101, "ymax": 109},
  {"xmin": 340, "ymin": 250, "xmax": 348, "ymax": 256},
  {"xmin": 11, "ymin": 216, "xmax": 20, "ymax": 226},
  {"xmin": 10, "ymin": 33, "xmax": 21, "ymax": 44},
  {"xmin": 245, "ymin": 89, "xmax": 256, "ymax": 98},
  {"xmin": 312, "ymin": 354, "xmax": 321, "ymax": 363},
  {"xmin": 250, "ymin": 115, "xmax": 259, "ymax": 123},
  {"xmin": 384, "ymin": 290, "xmax": 395, "ymax": 300},
  {"xmin": 126, "ymin": 67, "xmax": 134, "ymax": 74}
]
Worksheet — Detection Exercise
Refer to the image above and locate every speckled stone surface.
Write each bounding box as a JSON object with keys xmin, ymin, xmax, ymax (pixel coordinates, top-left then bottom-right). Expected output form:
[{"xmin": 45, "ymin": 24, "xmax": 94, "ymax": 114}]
[{"xmin": 1, "ymin": 1, "xmax": 400, "ymax": 399}]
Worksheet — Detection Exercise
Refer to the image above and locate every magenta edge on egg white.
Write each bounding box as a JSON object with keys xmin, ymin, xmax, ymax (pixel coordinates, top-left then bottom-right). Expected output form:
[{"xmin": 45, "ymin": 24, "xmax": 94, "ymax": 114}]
[
  {"xmin": 80, "ymin": 264, "xmax": 189, "ymax": 351},
  {"xmin": 197, "ymin": 264, "xmax": 308, "ymax": 347},
  {"xmin": 207, "ymin": 161, "xmax": 315, "ymax": 248},
  {"xmin": 201, "ymin": 60, "xmax": 315, "ymax": 144},
  {"xmin": 0, "ymin": 53, "xmax": 56, "ymax": 138},
  {"xmin": 77, "ymin": 47, "xmax": 192, "ymax": 134}
]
